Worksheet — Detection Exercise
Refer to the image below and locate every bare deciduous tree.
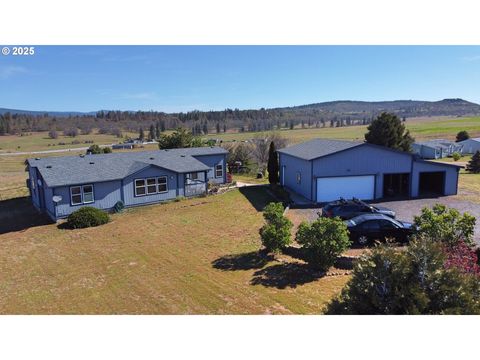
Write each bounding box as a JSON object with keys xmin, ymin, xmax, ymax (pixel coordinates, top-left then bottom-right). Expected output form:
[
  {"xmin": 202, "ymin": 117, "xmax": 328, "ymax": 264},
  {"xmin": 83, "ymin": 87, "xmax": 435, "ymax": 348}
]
[{"xmin": 251, "ymin": 132, "xmax": 288, "ymax": 173}]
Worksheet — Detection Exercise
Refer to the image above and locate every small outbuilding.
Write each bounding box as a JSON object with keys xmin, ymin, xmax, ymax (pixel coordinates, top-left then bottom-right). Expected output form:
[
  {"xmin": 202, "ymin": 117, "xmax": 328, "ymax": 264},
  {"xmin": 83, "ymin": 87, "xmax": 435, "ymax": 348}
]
[
  {"xmin": 412, "ymin": 139, "xmax": 463, "ymax": 159},
  {"xmin": 459, "ymin": 138, "xmax": 480, "ymax": 154},
  {"xmin": 277, "ymin": 139, "xmax": 461, "ymax": 203}
]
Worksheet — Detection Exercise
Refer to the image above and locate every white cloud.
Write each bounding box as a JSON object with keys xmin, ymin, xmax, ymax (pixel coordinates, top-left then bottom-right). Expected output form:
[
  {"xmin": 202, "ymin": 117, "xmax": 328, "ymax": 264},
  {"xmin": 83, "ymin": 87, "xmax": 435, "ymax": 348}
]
[{"xmin": 0, "ymin": 65, "xmax": 27, "ymax": 79}]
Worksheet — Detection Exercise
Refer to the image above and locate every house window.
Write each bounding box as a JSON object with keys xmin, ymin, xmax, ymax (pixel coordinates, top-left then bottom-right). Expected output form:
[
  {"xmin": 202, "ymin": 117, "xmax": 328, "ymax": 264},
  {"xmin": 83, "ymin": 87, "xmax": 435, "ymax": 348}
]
[
  {"xmin": 158, "ymin": 177, "xmax": 167, "ymax": 193},
  {"xmin": 215, "ymin": 164, "xmax": 223, "ymax": 178},
  {"xmin": 190, "ymin": 172, "xmax": 199, "ymax": 180},
  {"xmin": 135, "ymin": 177, "xmax": 168, "ymax": 196},
  {"xmin": 71, "ymin": 186, "xmax": 82, "ymax": 205},
  {"xmin": 83, "ymin": 185, "xmax": 94, "ymax": 203},
  {"xmin": 70, "ymin": 184, "xmax": 94, "ymax": 205},
  {"xmin": 146, "ymin": 178, "xmax": 157, "ymax": 194},
  {"xmin": 296, "ymin": 172, "xmax": 301, "ymax": 184},
  {"xmin": 135, "ymin": 179, "xmax": 146, "ymax": 196}
]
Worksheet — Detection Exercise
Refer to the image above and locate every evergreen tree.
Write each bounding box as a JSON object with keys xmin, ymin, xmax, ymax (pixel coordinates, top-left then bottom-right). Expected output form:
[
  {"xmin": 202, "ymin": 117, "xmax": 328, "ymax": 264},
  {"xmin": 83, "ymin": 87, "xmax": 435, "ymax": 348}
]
[
  {"xmin": 155, "ymin": 122, "xmax": 161, "ymax": 139},
  {"xmin": 267, "ymin": 141, "xmax": 279, "ymax": 184},
  {"xmin": 456, "ymin": 130, "xmax": 470, "ymax": 142},
  {"xmin": 139, "ymin": 127, "xmax": 145, "ymax": 141},
  {"xmin": 223, "ymin": 123, "xmax": 227, "ymax": 133},
  {"xmin": 160, "ymin": 120, "xmax": 166, "ymax": 132},
  {"xmin": 466, "ymin": 151, "xmax": 480, "ymax": 174},
  {"xmin": 216, "ymin": 122, "xmax": 221, "ymax": 134},
  {"xmin": 364, "ymin": 112, "xmax": 414, "ymax": 152},
  {"xmin": 149, "ymin": 124, "xmax": 155, "ymax": 141}
]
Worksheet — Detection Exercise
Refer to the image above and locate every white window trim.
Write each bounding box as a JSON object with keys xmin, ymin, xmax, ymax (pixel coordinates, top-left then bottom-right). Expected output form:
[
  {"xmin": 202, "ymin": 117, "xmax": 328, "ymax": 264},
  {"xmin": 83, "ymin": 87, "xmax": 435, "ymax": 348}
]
[
  {"xmin": 134, "ymin": 177, "xmax": 168, "ymax": 196},
  {"xmin": 82, "ymin": 185, "xmax": 95, "ymax": 204},
  {"xmin": 215, "ymin": 164, "xmax": 223, "ymax": 178},
  {"xmin": 134, "ymin": 179, "xmax": 147, "ymax": 197},
  {"xmin": 146, "ymin": 177, "xmax": 158, "ymax": 195},
  {"xmin": 70, "ymin": 184, "xmax": 94, "ymax": 205},
  {"xmin": 157, "ymin": 176, "xmax": 168, "ymax": 193},
  {"xmin": 70, "ymin": 186, "xmax": 83, "ymax": 205}
]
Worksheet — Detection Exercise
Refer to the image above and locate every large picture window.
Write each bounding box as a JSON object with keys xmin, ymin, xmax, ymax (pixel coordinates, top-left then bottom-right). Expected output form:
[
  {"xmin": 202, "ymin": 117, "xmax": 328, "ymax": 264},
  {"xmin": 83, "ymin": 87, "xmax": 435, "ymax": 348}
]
[
  {"xmin": 70, "ymin": 184, "xmax": 94, "ymax": 205},
  {"xmin": 134, "ymin": 177, "xmax": 168, "ymax": 196},
  {"xmin": 215, "ymin": 164, "xmax": 223, "ymax": 178}
]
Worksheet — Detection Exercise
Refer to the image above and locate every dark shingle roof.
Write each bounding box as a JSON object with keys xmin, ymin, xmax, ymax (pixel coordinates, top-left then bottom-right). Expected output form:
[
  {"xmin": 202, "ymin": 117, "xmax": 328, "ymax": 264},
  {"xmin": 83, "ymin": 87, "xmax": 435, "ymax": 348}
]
[
  {"xmin": 277, "ymin": 138, "xmax": 363, "ymax": 160},
  {"xmin": 28, "ymin": 147, "xmax": 227, "ymax": 187}
]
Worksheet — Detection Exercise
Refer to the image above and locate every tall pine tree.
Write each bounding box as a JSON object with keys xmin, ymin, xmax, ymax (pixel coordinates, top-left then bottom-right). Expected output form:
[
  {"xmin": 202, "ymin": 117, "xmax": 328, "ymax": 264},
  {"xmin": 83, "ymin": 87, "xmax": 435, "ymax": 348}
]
[
  {"xmin": 466, "ymin": 151, "xmax": 480, "ymax": 174},
  {"xmin": 365, "ymin": 112, "xmax": 414, "ymax": 152},
  {"xmin": 267, "ymin": 141, "xmax": 279, "ymax": 185}
]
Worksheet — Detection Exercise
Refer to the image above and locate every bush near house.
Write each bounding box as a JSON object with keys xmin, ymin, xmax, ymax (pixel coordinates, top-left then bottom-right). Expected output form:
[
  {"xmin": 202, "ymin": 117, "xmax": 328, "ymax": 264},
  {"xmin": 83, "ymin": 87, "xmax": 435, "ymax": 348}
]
[
  {"xmin": 259, "ymin": 202, "xmax": 292, "ymax": 253},
  {"xmin": 452, "ymin": 151, "xmax": 461, "ymax": 161},
  {"xmin": 67, "ymin": 206, "xmax": 110, "ymax": 229},
  {"xmin": 295, "ymin": 217, "xmax": 351, "ymax": 271},
  {"xmin": 326, "ymin": 237, "xmax": 480, "ymax": 315},
  {"xmin": 413, "ymin": 204, "xmax": 476, "ymax": 246}
]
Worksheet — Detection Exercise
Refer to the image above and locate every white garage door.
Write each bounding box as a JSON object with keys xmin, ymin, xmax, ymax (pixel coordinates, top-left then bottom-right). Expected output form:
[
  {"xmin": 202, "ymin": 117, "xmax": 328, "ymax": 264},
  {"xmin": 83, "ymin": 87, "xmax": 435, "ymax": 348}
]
[{"xmin": 316, "ymin": 175, "xmax": 375, "ymax": 202}]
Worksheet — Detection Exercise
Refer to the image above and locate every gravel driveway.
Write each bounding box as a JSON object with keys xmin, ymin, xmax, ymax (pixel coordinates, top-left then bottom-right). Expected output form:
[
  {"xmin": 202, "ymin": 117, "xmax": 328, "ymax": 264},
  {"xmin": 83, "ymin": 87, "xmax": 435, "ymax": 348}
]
[{"xmin": 288, "ymin": 196, "xmax": 480, "ymax": 244}]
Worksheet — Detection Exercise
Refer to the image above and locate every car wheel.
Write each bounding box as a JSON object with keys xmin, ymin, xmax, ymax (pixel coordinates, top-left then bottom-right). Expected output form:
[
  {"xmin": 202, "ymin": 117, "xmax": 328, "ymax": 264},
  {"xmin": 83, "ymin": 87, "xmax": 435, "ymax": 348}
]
[{"xmin": 356, "ymin": 235, "xmax": 369, "ymax": 246}]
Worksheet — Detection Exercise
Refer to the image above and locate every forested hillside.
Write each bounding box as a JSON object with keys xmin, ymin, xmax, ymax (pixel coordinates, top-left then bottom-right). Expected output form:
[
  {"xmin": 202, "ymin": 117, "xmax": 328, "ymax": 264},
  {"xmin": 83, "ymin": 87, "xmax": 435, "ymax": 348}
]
[{"xmin": 1, "ymin": 98, "xmax": 479, "ymax": 136}]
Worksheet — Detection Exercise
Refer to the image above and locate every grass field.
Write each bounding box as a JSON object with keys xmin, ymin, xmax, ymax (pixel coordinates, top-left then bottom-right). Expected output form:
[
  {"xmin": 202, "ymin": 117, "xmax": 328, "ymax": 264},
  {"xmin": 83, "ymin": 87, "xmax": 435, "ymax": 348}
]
[
  {"xmin": 207, "ymin": 116, "xmax": 480, "ymax": 144},
  {"xmin": 0, "ymin": 130, "xmax": 137, "ymax": 153},
  {"xmin": 0, "ymin": 187, "xmax": 348, "ymax": 314}
]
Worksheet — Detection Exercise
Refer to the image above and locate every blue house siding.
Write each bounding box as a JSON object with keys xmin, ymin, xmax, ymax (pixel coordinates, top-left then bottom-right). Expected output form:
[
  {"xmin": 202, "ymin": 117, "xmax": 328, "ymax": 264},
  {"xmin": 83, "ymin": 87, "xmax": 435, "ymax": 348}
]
[
  {"xmin": 123, "ymin": 166, "xmax": 179, "ymax": 206},
  {"xmin": 413, "ymin": 144, "xmax": 439, "ymax": 159},
  {"xmin": 194, "ymin": 154, "xmax": 227, "ymax": 184},
  {"xmin": 53, "ymin": 180, "xmax": 123, "ymax": 218},
  {"xmin": 311, "ymin": 144, "xmax": 412, "ymax": 201},
  {"xmin": 279, "ymin": 153, "xmax": 312, "ymax": 199},
  {"xmin": 279, "ymin": 140, "xmax": 460, "ymax": 203},
  {"xmin": 27, "ymin": 148, "xmax": 228, "ymax": 220}
]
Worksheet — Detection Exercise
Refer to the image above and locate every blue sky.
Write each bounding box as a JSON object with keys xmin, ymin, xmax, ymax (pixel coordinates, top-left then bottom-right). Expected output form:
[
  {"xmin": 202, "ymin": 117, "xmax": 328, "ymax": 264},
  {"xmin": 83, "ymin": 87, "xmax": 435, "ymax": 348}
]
[{"xmin": 1, "ymin": 46, "xmax": 480, "ymax": 112}]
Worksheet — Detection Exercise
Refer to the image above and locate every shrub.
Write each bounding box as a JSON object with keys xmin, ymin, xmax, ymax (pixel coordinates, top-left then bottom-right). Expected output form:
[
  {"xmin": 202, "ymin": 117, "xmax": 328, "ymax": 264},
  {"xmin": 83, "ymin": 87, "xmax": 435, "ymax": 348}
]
[
  {"xmin": 326, "ymin": 237, "xmax": 480, "ymax": 314},
  {"xmin": 67, "ymin": 206, "xmax": 110, "ymax": 229},
  {"xmin": 295, "ymin": 217, "xmax": 351, "ymax": 270},
  {"xmin": 103, "ymin": 147, "xmax": 112, "ymax": 153},
  {"xmin": 413, "ymin": 204, "xmax": 476, "ymax": 246},
  {"xmin": 452, "ymin": 152, "xmax": 461, "ymax": 161},
  {"xmin": 48, "ymin": 130, "xmax": 58, "ymax": 139},
  {"xmin": 87, "ymin": 144, "xmax": 103, "ymax": 154},
  {"xmin": 443, "ymin": 240, "xmax": 480, "ymax": 275},
  {"xmin": 259, "ymin": 202, "xmax": 292, "ymax": 253}
]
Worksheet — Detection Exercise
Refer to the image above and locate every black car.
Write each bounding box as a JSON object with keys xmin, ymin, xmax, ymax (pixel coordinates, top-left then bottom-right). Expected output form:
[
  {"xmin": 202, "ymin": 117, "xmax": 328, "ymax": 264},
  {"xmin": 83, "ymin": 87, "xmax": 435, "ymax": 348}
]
[
  {"xmin": 345, "ymin": 213, "xmax": 414, "ymax": 245},
  {"xmin": 321, "ymin": 198, "xmax": 396, "ymax": 220}
]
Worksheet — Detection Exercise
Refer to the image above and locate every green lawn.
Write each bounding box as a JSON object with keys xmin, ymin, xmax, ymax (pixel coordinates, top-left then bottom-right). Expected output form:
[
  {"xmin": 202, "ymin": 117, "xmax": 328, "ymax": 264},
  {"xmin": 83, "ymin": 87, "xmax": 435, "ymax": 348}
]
[
  {"xmin": 207, "ymin": 116, "xmax": 480, "ymax": 144},
  {"xmin": 0, "ymin": 187, "xmax": 348, "ymax": 314}
]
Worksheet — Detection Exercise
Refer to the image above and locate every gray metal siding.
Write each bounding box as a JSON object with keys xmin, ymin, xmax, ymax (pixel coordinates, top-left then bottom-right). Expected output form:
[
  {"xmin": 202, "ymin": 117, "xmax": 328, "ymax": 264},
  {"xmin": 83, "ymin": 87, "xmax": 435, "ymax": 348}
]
[
  {"xmin": 413, "ymin": 144, "xmax": 439, "ymax": 159},
  {"xmin": 28, "ymin": 166, "xmax": 41, "ymax": 209},
  {"xmin": 53, "ymin": 180, "xmax": 123, "ymax": 218},
  {"xmin": 411, "ymin": 161, "xmax": 459, "ymax": 197},
  {"xmin": 123, "ymin": 166, "xmax": 179, "ymax": 206},
  {"xmin": 460, "ymin": 139, "xmax": 480, "ymax": 154},
  {"xmin": 279, "ymin": 153, "xmax": 312, "ymax": 199},
  {"xmin": 312, "ymin": 145, "xmax": 412, "ymax": 201},
  {"xmin": 194, "ymin": 154, "xmax": 226, "ymax": 184}
]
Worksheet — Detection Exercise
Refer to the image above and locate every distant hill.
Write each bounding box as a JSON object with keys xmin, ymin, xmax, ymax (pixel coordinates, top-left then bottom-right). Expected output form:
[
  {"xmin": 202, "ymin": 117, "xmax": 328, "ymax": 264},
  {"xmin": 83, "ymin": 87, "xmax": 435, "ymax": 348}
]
[
  {"xmin": 282, "ymin": 98, "xmax": 480, "ymax": 118},
  {"xmin": 1, "ymin": 98, "xmax": 479, "ymax": 119},
  {"xmin": 0, "ymin": 108, "xmax": 97, "ymax": 117}
]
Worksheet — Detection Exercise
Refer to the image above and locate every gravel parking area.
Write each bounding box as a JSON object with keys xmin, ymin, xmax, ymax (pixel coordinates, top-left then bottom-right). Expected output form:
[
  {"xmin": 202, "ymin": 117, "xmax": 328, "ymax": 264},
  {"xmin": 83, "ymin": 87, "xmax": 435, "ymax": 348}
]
[{"xmin": 288, "ymin": 196, "xmax": 480, "ymax": 244}]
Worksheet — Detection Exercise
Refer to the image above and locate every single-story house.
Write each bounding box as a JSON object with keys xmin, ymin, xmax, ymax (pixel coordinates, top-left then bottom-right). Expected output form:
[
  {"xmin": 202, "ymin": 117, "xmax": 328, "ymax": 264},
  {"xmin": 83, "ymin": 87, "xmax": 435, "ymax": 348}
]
[
  {"xmin": 459, "ymin": 138, "xmax": 480, "ymax": 154},
  {"xmin": 412, "ymin": 139, "xmax": 463, "ymax": 159},
  {"xmin": 112, "ymin": 143, "xmax": 134, "ymax": 150},
  {"xmin": 277, "ymin": 139, "xmax": 461, "ymax": 203},
  {"xmin": 27, "ymin": 147, "xmax": 228, "ymax": 221}
]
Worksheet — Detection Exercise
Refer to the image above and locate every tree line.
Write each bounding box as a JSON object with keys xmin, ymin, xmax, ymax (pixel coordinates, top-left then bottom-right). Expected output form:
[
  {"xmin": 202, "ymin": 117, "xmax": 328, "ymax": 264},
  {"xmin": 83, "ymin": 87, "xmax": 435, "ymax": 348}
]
[{"xmin": 0, "ymin": 107, "xmax": 382, "ymax": 136}]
